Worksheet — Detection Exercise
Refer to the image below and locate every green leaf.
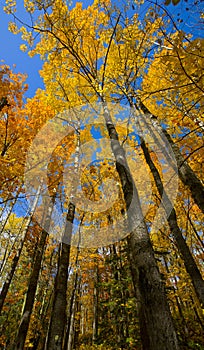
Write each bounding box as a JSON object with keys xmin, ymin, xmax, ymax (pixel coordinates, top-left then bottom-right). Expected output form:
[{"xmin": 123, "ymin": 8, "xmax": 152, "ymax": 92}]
[{"xmin": 172, "ymin": 0, "xmax": 180, "ymax": 5}]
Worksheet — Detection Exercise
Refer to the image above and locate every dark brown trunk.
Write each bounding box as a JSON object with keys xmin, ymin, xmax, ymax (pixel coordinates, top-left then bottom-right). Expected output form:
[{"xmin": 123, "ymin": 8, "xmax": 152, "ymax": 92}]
[
  {"xmin": 141, "ymin": 139, "xmax": 204, "ymax": 307},
  {"xmin": 46, "ymin": 129, "xmax": 80, "ymax": 350},
  {"xmin": 0, "ymin": 247, "xmax": 21, "ymax": 314},
  {"xmin": 111, "ymin": 244, "xmax": 128, "ymax": 347},
  {"xmin": 189, "ymin": 295, "xmax": 204, "ymax": 330},
  {"xmin": 0, "ymin": 193, "xmax": 21, "ymax": 276},
  {"xmin": 162, "ymin": 129, "xmax": 204, "ymax": 213},
  {"xmin": 138, "ymin": 100, "xmax": 204, "ymax": 213},
  {"xmin": 92, "ymin": 264, "xmax": 99, "ymax": 344},
  {"xmin": 15, "ymin": 199, "xmax": 53, "ymax": 350},
  {"xmin": 46, "ymin": 202, "xmax": 75, "ymax": 350},
  {"xmin": 102, "ymin": 102, "xmax": 179, "ymax": 350},
  {"xmin": 63, "ymin": 270, "xmax": 79, "ymax": 350},
  {"xmin": 186, "ymin": 212, "xmax": 204, "ymax": 249},
  {"xmin": 67, "ymin": 284, "xmax": 77, "ymax": 350},
  {"xmin": 163, "ymin": 256, "xmax": 189, "ymax": 339},
  {"xmin": 73, "ymin": 279, "xmax": 81, "ymax": 350},
  {"xmin": 0, "ymin": 188, "xmax": 40, "ymax": 314},
  {"xmin": 0, "ymin": 97, "xmax": 9, "ymax": 111}
]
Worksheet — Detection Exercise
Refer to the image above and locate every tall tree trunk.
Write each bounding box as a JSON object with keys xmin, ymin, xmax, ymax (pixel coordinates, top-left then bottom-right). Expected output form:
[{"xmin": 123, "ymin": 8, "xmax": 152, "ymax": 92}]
[
  {"xmin": 46, "ymin": 129, "xmax": 80, "ymax": 350},
  {"xmin": 110, "ymin": 244, "xmax": 126, "ymax": 347},
  {"xmin": 92, "ymin": 263, "xmax": 99, "ymax": 344},
  {"xmin": 0, "ymin": 187, "xmax": 40, "ymax": 314},
  {"xmin": 46, "ymin": 204, "xmax": 74, "ymax": 350},
  {"xmin": 0, "ymin": 97, "xmax": 9, "ymax": 111},
  {"xmin": 14, "ymin": 197, "xmax": 54, "ymax": 350},
  {"xmin": 72, "ymin": 278, "xmax": 81, "ymax": 350},
  {"xmin": 102, "ymin": 101, "xmax": 179, "ymax": 350},
  {"xmin": 163, "ymin": 256, "xmax": 189, "ymax": 340},
  {"xmin": 67, "ymin": 284, "xmax": 77, "ymax": 350},
  {"xmin": 0, "ymin": 191, "xmax": 19, "ymax": 255},
  {"xmin": 138, "ymin": 100, "xmax": 204, "ymax": 213},
  {"xmin": 31, "ymin": 251, "xmax": 55, "ymax": 350},
  {"xmin": 163, "ymin": 129, "xmax": 204, "ymax": 213},
  {"xmin": 118, "ymin": 244, "xmax": 130, "ymax": 340},
  {"xmin": 63, "ymin": 260, "xmax": 79, "ymax": 350},
  {"xmin": 0, "ymin": 255, "xmax": 19, "ymax": 314},
  {"xmin": 186, "ymin": 212, "xmax": 204, "ymax": 249},
  {"xmin": 140, "ymin": 138, "xmax": 204, "ymax": 306},
  {"xmin": 189, "ymin": 295, "xmax": 204, "ymax": 330}
]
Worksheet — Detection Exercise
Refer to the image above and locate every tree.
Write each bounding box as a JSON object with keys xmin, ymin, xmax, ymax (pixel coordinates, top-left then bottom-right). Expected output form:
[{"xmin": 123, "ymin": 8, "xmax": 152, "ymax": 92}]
[
  {"xmin": 2, "ymin": 1, "xmax": 204, "ymax": 349},
  {"xmin": 6, "ymin": 2, "xmax": 180, "ymax": 349},
  {"xmin": 14, "ymin": 197, "xmax": 54, "ymax": 350}
]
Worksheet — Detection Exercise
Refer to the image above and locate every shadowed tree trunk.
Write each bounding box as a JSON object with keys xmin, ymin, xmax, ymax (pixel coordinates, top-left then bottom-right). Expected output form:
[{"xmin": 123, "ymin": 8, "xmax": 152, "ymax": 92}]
[
  {"xmin": 63, "ymin": 271, "xmax": 78, "ymax": 350},
  {"xmin": 102, "ymin": 101, "xmax": 179, "ymax": 350},
  {"xmin": 0, "ymin": 97, "xmax": 9, "ymax": 111},
  {"xmin": 140, "ymin": 138, "xmax": 204, "ymax": 307},
  {"xmin": 138, "ymin": 100, "xmax": 204, "ymax": 214},
  {"xmin": 63, "ymin": 248, "xmax": 80, "ymax": 350},
  {"xmin": 46, "ymin": 203, "xmax": 74, "ymax": 350},
  {"xmin": 0, "ymin": 187, "xmax": 40, "ymax": 314},
  {"xmin": 46, "ymin": 130, "xmax": 80, "ymax": 350},
  {"xmin": 92, "ymin": 263, "xmax": 99, "ymax": 345},
  {"xmin": 72, "ymin": 279, "xmax": 81, "ymax": 350},
  {"xmin": 15, "ymin": 196, "xmax": 54, "ymax": 350}
]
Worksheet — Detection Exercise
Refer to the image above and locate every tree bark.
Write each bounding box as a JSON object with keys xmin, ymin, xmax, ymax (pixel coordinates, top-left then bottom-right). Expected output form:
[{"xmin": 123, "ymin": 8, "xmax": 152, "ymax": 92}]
[
  {"xmin": 0, "ymin": 188, "xmax": 40, "ymax": 314},
  {"xmin": 72, "ymin": 280, "xmax": 81, "ymax": 350},
  {"xmin": 46, "ymin": 202, "xmax": 74, "ymax": 350},
  {"xmin": 15, "ymin": 197, "xmax": 54, "ymax": 350},
  {"xmin": 0, "ymin": 249, "xmax": 21, "ymax": 314},
  {"xmin": 63, "ymin": 270, "xmax": 79, "ymax": 350},
  {"xmin": 92, "ymin": 265, "xmax": 99, "ymax": 344},
  {"xmin": 102, "ymin": 102, "xmax": 179, "ymax": 350},
  {"xmin": 46, "ymin": 129, "xmax": 80, "ymax": 350},
  {"xmin": 163, "ymin": 129, "xmax": 204, "ymax": 213},
  {"xmin": 140, "ymin": 137, "xmax": 204, "ymax": 307},
  {"xmin": 138, "ymin": 100, "xmax": 204, "ymax": 213}
]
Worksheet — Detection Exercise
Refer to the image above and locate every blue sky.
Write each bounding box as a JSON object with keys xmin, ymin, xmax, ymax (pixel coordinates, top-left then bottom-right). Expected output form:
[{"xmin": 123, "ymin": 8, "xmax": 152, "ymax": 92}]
[
  {"xmin": 0, "ymin": 1, "xmax": 201, "ymax": 99},
  {"xmin": 1, "ymin": 5, "xmax": 44, "ymax": 98},
  {"xmin": 0, "ymin": 0, "xmax": 95, "ymax": 98}
]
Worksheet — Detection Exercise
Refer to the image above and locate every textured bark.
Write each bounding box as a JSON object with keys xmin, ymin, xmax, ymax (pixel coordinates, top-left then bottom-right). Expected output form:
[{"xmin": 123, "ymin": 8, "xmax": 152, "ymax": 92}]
[
  {"xmin": 0, "ymin": 97, "xmax": 9, "ymax": 111},
  {"xmin": 72, "ymin": 281, "xmax": 81, "ymax": 350},
  {"xmin": 141, "ymin": 139, "xmax": 204, "ymax": 307},
  {"xmin": 46, "ymin": 131, "xmax": 80, "ymax": 350},
  {"xmin": 67, "ymin": 288, "xmax": 76, "ymax": 350},
  {"xmin": 0, "ymin": 189, "xmax": 40, "ymax": 314},
  {"xmin": 15, "ymin": 198, "xmax": 53, "ymax": 350},
  {"xmin": 111, "ymin": 244, "xmax": 128, "ymax": 347},
  {"xmin": 0, "ymin": 194, "xmax": 18, "ymax": 245},
  {"xmin": 139, "ymin": 100, "xmax": 204, "ymax": 213},
  {"xmin": 0, "ymin": 193, "xmax": 21, "ymax": 278},
  {"xmin": 163, "ymin": 257, "xmax": 189, "ymax": 340},
  {"xmin": 0, "ymin": 248, "xmax": 21, "ymax": 314},
  {"xmin": 102, "ymin": 102, "xmax": 179, "ymax": 350},
  {"xmin": 126, "ymin": 236, "xmax": 151, "ymax": 350},
  {"xmin": 63, "ymin": 271, "xmax": 78, "ymax": 350},
  {"xmin": 92, "ymin": 265, "xmax": 99, "ymax": 344},
  {"xmin": 162, "ymin": 129, "xmax": 204, "ymax": 213},
  {"xmin": 46, "ymin": 202, "xmax": 75, "ymax": 350}
]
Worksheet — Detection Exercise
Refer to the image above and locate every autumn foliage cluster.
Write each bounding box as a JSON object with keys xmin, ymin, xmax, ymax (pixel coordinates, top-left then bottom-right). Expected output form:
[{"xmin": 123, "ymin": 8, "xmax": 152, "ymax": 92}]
[{"xmin": 0, "ymin": 0, "xmax": 204, "ymax": 349}]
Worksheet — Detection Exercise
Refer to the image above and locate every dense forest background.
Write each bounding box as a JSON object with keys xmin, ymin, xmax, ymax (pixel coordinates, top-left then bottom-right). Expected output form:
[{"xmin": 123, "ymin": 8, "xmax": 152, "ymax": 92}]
[{"xmin": 0, "ymin": 0, "xmax": 204, "ymax": 349}]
